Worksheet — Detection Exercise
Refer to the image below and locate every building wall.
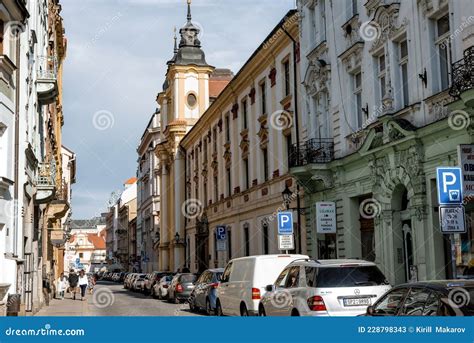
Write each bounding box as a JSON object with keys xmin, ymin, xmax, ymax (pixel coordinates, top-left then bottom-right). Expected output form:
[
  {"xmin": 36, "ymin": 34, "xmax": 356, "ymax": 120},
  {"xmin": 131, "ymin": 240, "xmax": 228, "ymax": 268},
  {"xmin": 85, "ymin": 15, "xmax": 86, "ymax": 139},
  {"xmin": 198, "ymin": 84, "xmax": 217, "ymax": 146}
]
[{"xmin": 181, "ymin": 11, "xmax": 305, "ymax": 273}]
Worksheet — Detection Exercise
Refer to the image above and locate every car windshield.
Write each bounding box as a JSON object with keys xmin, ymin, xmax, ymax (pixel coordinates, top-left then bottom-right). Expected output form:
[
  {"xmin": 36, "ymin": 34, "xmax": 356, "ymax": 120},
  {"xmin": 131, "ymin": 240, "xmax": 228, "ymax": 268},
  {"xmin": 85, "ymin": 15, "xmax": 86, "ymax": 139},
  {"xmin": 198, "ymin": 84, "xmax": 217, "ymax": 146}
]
[
  {"xmin": 314, "ymin": 266, "xmax": 388, "ymax": 287},
  {"xmin": 180, "ymin": 274, "xmax": 197, "ymax": 283},
  {"xmin": 215, "ymin": 272, "xmax": 223, "ymax": 281}
]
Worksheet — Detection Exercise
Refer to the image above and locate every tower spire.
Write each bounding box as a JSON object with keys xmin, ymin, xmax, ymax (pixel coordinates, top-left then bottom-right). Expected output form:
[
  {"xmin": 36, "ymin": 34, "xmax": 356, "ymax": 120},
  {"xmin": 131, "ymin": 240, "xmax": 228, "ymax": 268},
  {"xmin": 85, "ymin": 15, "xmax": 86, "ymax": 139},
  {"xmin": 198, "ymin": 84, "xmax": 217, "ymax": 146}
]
[
  {"xmin": 173, "ymin": 26, "xmax": 178, "ymax": 53},
  {"xmin": 187, "ymin": 0, "xmax": 192, "ymax": 22}
]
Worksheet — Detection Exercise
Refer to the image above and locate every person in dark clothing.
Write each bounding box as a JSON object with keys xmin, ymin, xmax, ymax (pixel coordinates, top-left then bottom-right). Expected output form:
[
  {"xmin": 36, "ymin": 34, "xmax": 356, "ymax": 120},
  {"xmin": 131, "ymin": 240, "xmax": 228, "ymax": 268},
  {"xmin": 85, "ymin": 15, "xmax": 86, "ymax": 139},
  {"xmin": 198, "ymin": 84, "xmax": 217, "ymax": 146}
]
[{"xmin": 68, "ymin": 269, "xmax": 79, "ymax": 300}]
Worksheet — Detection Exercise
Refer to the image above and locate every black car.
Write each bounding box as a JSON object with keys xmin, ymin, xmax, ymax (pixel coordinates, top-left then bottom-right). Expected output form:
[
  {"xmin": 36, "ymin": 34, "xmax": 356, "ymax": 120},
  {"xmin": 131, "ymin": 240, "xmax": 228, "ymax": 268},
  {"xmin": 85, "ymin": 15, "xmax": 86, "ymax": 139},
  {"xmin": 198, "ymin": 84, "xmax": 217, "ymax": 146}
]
[
  {"xmin": 366, "ymin": 280, "xmax": 474, "ymax": 316},
  {"xmin": 189, "ymin": 268, "xmax": 224, "ymax": 315}
]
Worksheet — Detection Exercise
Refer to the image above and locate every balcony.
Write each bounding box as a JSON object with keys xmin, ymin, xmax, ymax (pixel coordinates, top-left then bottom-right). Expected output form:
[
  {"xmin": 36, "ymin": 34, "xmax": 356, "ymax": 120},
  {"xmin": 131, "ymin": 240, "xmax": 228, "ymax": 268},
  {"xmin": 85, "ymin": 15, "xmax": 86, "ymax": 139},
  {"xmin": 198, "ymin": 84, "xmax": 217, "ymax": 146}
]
[
  {"xmin": 289, "ymin": 138, "xmax": 335, "ymax": 191},
  {"xmin": 289, "ymin": 138, "xmax": 334, "ymax": 168},
  {"xmin": 35, "ymin": 160, "xmax": 56, "ymax": 204},
  {"xmin": 36, "ymin": 56, "xmax": 58, "ymax": 105},
  {"xmin": 450, "ymin": 46, "xmax": 474, "ymax": 106}
]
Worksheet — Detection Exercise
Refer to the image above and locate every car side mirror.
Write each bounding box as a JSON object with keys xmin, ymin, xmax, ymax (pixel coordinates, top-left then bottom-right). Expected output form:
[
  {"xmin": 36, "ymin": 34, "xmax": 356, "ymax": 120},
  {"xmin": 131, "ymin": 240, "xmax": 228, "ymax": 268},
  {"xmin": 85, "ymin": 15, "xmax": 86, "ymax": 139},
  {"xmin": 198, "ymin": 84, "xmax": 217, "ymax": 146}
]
[
  {"xmin": 265, "ymin": 284, "xmax": 274, "ymax": 292},
  {"xmin": 366, "ymin": 305, "xmax": 374, "ymax": 316}
]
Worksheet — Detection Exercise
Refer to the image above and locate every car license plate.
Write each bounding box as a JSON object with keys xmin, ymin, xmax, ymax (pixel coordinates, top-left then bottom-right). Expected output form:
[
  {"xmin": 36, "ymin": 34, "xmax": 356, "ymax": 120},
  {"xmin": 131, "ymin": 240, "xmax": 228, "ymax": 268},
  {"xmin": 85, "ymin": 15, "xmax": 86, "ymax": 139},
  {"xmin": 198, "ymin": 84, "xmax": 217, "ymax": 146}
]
[{"xmin": 343, "ymin": 298, "xmax": 370, "ymax": 307}]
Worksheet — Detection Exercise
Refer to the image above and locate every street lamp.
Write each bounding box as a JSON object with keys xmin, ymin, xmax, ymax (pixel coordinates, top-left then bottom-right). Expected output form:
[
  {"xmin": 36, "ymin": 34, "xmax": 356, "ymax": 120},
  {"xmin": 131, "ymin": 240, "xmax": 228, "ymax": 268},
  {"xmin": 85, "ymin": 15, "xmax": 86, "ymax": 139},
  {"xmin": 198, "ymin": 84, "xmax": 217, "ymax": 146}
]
[
  {"xmin": 281, "ymin": 185, "xmax": 293, "ymax": 210},
  {"xmin": 281, "ymin": 184, "xmax": 303, "ymax": 254}
]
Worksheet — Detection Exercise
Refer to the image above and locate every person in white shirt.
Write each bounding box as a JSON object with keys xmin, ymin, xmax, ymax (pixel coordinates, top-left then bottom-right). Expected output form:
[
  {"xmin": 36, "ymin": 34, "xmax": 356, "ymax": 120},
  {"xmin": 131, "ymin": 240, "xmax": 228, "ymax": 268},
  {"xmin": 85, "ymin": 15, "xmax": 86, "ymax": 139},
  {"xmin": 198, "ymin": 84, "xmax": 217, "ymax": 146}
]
[
  {"xmin": 78, "ymin": 270, "xmax": 88, "ymax": 301},
  {"xmin": 56, "ymin": 273, "xmax": 67, "ymax": 300}
]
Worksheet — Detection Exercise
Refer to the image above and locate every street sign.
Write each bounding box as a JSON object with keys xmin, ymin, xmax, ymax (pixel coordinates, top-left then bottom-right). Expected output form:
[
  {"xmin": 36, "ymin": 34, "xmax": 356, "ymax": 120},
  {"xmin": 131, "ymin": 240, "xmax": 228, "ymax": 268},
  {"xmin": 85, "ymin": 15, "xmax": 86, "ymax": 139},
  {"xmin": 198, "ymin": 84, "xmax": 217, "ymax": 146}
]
[
  {"xmin": 278, "ymin": 234, "xmax": 294, "ymax": 250},
  {"xmin": 216, "ymin": 225, "xmax": 227, "ymax": 251},
  {"xmin": 439, "ymin": 206, "xmax": 466, "ymax": 234},
  {"xmin": 436, "ymin": 167, "xmax": 463, "ymax": 205},
  {"xmin": 458, "ymin": 144, "xmax": 474, "ymax": 200},
  {"xmin": 316, "ymin": 202, "xmax": 337, "ymax": 234},
  {"xmin": 277, "ymin": 212, "xmax": 293, "ymax": 235}
]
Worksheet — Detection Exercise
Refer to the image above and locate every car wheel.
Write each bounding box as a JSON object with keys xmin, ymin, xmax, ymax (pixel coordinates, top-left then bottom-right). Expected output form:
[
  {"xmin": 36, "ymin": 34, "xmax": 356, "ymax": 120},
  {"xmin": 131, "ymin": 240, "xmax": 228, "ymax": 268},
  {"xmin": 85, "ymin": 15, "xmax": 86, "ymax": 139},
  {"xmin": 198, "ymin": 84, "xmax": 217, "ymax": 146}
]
[
  {"xmin": 189, "ymin": 299, "xmax": 196, "ymax": 312},
  {"xmin": 240, "ymin": 304, "xmax": 249, "ymax": 316},
  {"xmin": 216, "ymin": 300, "xmax": 223, "ymax": 316},
  {"xmin": 174, "ymin": 296, "xmax": 180, "ymax": 304},
  {"xmin": 259, "ymin": 305, "xmax": 266, "ymax": 316},
  {"xmin": 291, "ymin": 309, "xmax": 300, "ymax": 316},
  {"xmin": 206, "ymin": 298, "xmax": 213, "ymax": 316}
]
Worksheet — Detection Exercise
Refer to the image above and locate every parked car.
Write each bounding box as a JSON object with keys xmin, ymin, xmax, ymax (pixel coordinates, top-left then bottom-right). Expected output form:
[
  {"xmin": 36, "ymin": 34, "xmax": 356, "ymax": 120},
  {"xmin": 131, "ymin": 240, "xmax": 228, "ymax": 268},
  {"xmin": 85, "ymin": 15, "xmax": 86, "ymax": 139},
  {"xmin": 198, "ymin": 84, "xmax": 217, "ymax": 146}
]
[
  {"xmin": 365, "ymin": 280, "xmax": 474, "ymax": 316},
  {"xmin": 168, "ymin": 273, "xmax": 198, "ymax": 303},
  {"xmin": 216, "ymin": 254, "xmax": 308, "ymax": 316},
  {"xmin": 124, "ymin": 273, "xmax": 136, "ymax": 289},
  {"xmin": 132, "ymin": 274, "xmax": 147, "ymax": 291},
  {"xmin": 152, "ymin": 275, "xmax": 174, "ymax": 299},
  {"xmin": 189, "ymin": 268, "xmax": 224, "ymax": 315},
  {"xmin": 259, "ymin": 259, "xmax": 391, "ymax": 316},
  {"xmin": 145, "ymin": 271, "xmax": 173, "ymax": 295}
]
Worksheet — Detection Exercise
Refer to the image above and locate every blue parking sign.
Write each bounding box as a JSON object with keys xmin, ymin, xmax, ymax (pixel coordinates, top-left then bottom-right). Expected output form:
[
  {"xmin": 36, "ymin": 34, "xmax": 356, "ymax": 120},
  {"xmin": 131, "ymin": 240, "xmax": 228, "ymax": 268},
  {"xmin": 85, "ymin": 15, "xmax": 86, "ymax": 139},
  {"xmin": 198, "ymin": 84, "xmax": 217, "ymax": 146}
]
[
  {"xmin": 277, "ymin": 212, "xmax": 293, "ymax": 235},
  {"xmin": 437, "ymin": 167, "xmax": 463, "ymax": 205},
  {"xmin": 216, "ymin": 225, "xmax": 227, "ymax": 240}
]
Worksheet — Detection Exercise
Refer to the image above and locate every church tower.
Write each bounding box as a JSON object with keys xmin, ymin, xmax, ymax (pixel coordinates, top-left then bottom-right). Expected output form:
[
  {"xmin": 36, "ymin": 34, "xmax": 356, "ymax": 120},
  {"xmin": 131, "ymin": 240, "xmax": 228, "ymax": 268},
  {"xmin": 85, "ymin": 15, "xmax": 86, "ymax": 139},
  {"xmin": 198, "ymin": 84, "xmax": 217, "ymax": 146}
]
[{"xmin": 155, "ymin": 0, "xmax": 214, "ymax": 272}]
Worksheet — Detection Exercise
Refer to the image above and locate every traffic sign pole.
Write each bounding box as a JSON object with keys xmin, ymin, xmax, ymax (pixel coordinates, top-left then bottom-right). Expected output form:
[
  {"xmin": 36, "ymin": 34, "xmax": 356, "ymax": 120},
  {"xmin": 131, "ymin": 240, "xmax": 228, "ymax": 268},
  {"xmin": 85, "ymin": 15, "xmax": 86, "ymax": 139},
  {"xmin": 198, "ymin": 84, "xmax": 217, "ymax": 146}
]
[{"xmin": 436, "ymin": 167, "xmax": 464, "ymax": 279}]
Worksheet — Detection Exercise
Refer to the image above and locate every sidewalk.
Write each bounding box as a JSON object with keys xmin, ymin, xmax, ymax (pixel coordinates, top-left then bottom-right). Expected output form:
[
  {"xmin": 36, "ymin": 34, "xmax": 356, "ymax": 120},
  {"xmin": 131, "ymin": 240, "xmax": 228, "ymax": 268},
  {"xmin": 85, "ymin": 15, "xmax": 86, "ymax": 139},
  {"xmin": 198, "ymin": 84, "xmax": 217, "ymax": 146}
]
[{"xmin": 34, "ymin": 295, "xmax": 91, "ymax": 316}]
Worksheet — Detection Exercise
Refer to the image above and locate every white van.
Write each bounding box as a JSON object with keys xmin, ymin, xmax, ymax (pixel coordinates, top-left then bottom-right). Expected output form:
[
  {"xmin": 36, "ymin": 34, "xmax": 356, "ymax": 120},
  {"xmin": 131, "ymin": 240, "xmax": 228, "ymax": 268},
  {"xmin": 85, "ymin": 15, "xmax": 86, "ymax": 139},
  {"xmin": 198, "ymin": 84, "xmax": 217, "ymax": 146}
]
[{"xmin": 216, "ymin": 254, "xmax": 308, "ymax": 316}]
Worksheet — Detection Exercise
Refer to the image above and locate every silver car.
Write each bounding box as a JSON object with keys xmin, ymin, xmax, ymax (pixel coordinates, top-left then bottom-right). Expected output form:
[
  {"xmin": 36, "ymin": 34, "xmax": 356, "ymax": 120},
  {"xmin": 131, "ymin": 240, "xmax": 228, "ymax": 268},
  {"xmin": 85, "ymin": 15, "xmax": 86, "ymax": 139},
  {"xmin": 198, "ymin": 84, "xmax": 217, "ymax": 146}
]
[{"xmin": 259, "ymin": 259, "xmax": 391, "ymax": 316}]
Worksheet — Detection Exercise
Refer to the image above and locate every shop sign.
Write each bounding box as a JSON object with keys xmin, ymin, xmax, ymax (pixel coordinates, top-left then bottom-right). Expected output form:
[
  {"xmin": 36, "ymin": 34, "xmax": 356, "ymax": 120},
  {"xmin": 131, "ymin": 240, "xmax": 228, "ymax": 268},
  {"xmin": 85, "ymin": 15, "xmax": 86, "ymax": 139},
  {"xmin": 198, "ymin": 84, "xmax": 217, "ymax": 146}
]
[{"xmin": 316, "ymin": 202, "xmax": 337, "ymax": 234}]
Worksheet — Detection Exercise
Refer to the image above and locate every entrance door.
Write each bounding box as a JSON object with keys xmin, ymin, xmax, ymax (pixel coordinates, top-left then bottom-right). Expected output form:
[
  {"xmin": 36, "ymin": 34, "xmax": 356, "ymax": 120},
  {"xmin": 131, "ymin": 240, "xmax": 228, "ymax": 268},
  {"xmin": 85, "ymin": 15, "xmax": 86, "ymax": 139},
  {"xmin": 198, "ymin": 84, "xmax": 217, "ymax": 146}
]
[
  {"xmin": 195, "ymin": 235, "xmax": 209, "ymax": 273},
  {"xmin": 402, "ymin": 223, "xmax": 415, "ymax": 282}
]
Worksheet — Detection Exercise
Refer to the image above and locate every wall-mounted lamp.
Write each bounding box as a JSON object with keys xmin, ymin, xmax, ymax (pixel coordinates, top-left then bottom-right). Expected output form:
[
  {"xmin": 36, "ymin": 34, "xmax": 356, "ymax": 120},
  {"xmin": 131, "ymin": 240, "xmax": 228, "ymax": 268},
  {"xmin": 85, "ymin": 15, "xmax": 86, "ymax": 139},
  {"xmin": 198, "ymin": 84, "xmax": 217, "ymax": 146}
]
[{"xmin": 418, "ymin": 68, "xmax": 427, "ymax": 88}]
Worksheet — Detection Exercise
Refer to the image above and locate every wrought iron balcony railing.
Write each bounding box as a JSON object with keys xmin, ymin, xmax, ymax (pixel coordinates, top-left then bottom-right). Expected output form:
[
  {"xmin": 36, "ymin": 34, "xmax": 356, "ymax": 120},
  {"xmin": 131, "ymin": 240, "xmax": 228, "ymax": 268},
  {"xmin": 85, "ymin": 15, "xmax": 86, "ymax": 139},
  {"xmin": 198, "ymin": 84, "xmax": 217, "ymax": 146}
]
[
  {"xmin": 289, "ymin": 138, "xmax": 334, "ymax": 168},
  {"xmin": 36, "ymin": 160, "xmax": 56, "ymax": 187},
  {"xmin": 54, "ymin": 179, "xmax": 69, "ymax": 202},
  {"xmin": 449, "ymin": 46, "xmax": 474, "ymax": 98}
]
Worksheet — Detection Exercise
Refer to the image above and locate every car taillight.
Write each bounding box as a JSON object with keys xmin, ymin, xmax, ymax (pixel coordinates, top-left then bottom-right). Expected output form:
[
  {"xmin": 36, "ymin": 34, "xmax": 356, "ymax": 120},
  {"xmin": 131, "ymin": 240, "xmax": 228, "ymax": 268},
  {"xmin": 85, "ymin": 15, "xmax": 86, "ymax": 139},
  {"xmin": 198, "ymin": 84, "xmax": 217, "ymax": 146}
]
[
  {"xmin": 252, "ymin": 288, "xmax": 261, "ymax": 300},
  {"xmin": 307, "ymin": 296, "xmax": 326, "ymax": 311},
  {"xmin": 210, "ymin": 283, "xmax": 219, "ymax": 289},
  {"xmin": 163, "ymin": 285, "xmax": 169, "ymax": 289},
  {"xmin": 176, "ymin": 284, "xmax": 183, "ymax": 293}
]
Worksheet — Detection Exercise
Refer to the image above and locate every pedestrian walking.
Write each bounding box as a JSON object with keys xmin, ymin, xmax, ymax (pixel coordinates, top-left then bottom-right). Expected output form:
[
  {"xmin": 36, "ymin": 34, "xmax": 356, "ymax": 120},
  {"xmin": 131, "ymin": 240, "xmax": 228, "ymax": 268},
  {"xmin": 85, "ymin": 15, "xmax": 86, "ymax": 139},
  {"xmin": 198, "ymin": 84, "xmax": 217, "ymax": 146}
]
[
  {"xmin": 88, "ymin": 273, "xmax": 96, "ymax": 294},
  {"xmin": 56, "ymin": 273, "xmax": 67, "ymax": 300},
  {"xmin": 78, "ymin": 270, "xmax": 88, "ymax": 301},
  {"xmin": 68, "ymin": 269, "xmax": 79, "ymax": 300}
]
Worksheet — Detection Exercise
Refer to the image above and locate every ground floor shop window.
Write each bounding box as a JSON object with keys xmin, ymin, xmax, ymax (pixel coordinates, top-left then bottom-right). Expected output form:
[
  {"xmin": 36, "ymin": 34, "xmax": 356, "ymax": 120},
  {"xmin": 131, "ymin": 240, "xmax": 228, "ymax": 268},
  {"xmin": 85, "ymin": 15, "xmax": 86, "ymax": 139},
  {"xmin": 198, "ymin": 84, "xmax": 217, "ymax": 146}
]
[
  {"xmin": 317, "ymin": 234, "xmax": 336, "ymax": 259},
  {"xmin": 454, "ymin": 207, "xmax": 474, "ymax": 278}
]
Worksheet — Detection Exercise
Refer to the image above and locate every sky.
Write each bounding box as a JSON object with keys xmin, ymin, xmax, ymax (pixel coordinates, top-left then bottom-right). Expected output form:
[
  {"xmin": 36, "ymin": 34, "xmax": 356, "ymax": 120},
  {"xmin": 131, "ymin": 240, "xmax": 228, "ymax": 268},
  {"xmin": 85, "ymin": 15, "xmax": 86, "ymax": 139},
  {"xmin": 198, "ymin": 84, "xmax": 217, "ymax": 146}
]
[{"xmin": 61, "ymin": 0, "xmax": 295, "ymax": 219}]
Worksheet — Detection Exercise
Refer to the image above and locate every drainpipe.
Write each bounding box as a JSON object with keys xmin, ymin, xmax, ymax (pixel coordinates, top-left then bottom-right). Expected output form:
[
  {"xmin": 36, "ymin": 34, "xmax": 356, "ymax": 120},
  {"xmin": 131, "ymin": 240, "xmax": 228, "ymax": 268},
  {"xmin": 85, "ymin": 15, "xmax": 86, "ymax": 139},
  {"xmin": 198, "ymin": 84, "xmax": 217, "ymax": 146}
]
[
  {"xmin": 13, "ymin": 24, "xmax": 21, "ymax": 260},
  {"xmin": 281, "ymin": 20, "xmax": 302, "ymax": 254}
]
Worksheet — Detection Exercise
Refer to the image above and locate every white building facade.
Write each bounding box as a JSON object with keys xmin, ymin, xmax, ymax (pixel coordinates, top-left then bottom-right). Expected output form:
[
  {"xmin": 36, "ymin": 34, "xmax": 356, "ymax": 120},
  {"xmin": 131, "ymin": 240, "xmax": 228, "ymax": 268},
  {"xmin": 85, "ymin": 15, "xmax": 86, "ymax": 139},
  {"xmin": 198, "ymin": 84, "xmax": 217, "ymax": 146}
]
[{"xmin": 137, "ymin": 111, "xmax": 161, "ymax": 272}]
